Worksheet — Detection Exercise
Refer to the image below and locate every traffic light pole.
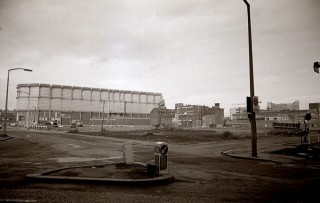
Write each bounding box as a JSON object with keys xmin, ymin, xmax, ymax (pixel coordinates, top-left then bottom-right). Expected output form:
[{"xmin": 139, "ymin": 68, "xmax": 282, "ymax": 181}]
[{"xmin": 243, "ymin": 0, "xmax": 257, "ymax": 157}]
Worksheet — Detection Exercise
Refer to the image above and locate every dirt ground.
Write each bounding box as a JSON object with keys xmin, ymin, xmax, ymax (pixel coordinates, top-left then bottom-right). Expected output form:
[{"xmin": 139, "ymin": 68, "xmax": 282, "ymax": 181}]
[
  {"xmin": 0, "ymin": 127, "xmax": 320, "ymax": 202},
  {"xmin": 77, "ymin": 128, "xmax": 260, "ymax": 143}
]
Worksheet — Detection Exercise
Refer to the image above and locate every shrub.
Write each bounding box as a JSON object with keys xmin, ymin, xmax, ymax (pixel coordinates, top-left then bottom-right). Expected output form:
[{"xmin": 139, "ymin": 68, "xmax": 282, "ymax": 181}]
[{"xmin": 221, "ymin": 131, "xmax": 233, "ymax": 139}]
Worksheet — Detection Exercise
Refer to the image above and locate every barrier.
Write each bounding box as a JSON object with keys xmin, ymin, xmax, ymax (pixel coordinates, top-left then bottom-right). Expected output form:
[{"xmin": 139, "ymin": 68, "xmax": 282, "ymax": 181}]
[{"xmin": 25, "ymin": 125, "xmax": 48, "ymax": 131}]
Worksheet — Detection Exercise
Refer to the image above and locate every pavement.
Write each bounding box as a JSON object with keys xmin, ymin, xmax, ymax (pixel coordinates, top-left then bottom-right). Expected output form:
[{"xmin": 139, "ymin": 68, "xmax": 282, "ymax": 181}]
[
  {"xmin": 26, "ymin": 161, "xmax": 175, "ymax": 186},
  {"xmin": 3, "ymin": 128, "xmax": 320, "ymax": 186},
  {"xmin": 223, "ymin": 134, "xmax": 320, "ymax": 170},
  {"xmin": 25, "ymin": 140, "xmax": 317, "ymax": 185},
  {"xmin": 222, "ymin": 146, "xmax": 302, "ymax": 164},
  {"xmin": 0, "ymin": 134, "xmax": 14, "ymax": 141},
  {"xmin": 18, "ymin": 129, "xmax": 175, "ymax": 185}
]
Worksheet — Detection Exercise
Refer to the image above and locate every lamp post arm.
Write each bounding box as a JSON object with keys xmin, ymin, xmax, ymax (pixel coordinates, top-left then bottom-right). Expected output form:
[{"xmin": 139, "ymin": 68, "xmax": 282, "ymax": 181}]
[
  {"xmin": 243, "ymin": 0, "xmax": 250, "ymax": 7},
  {"xmin": 9, "ymin": 68, "xmax": 33, "ymax": 72}
]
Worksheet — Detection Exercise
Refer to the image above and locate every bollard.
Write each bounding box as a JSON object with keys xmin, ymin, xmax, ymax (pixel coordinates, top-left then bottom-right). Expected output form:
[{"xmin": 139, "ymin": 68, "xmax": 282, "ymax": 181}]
[{"xmin": 154, "ymin": 142, "xmax": 168, "ymax": 175}]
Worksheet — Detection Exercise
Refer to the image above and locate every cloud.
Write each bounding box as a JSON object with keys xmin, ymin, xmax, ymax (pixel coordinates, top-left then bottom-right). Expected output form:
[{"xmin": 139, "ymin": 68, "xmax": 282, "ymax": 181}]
[{"xmin": 0, "ymin": 0, "xmax": 320, "ymax": 114}]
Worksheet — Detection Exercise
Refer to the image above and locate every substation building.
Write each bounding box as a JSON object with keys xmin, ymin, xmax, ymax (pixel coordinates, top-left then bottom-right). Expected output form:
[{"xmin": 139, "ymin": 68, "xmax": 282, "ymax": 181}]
[{"xmin": 16, "ymin": 83, "xmax": 164, "ymax": 126}]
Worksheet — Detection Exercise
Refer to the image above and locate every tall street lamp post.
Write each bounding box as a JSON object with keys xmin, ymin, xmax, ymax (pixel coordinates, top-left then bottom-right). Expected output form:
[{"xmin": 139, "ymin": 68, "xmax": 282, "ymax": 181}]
[
  {"xmin": 243, "ymin": 0, "xmax": 258, "ymax": 157},
  {"xmin": 33, "ymin": 106, "xmax": 36, "ymax": 124},
  {"xmin": 2, "ymin": 68, "xmax": 33, "ymax": 136},
  {"xmin": 101, "ymin": 100, "xmax": 105, "ymax": 133}
]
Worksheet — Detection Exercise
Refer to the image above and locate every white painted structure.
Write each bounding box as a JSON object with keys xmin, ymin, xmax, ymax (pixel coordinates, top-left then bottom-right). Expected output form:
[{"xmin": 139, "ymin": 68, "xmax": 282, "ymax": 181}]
[{"xmin": 16, "ymin": 83, "xmax": 164, "ymax": 126}]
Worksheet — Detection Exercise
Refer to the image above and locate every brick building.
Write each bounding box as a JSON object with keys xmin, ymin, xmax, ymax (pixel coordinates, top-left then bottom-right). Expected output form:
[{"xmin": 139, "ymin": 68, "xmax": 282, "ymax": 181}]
[{"xmin": 174, "ymin": 103, "xmax": 224, "ymax": 128}]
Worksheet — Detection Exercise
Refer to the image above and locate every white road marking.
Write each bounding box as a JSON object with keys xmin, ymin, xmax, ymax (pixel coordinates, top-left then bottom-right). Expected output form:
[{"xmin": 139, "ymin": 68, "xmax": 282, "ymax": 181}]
[
  {"xmin": 81, "ymin": 141, "xmax": 96, "ymax": 145},
  {"xmin": 68, "ymin": 144, "xmax": 80, "ymax": 148},
  {"xmin": 48, "ymin": 156, "xmax": 123, "ymax": 163},
  {"xmin": 0, "ymin": 199, "xmax": 37, "ymax": 202}
]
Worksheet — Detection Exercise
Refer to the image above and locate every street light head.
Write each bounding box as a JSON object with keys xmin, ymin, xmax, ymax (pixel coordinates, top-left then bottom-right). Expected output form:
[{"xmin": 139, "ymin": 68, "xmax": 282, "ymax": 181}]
[
  {"xmin": 243, "ymin": 0, "xmax": 250, "ymax": 6},
  {"xmin": 9, "ymin": 68, "xmax": 33, "ymax": 72}
]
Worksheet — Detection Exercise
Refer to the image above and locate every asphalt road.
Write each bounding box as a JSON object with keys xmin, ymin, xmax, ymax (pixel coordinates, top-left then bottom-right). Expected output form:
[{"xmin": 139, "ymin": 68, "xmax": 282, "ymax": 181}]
[{"xmin": 0, "ymin": 127, "xmax": 319, "ymax": 202}]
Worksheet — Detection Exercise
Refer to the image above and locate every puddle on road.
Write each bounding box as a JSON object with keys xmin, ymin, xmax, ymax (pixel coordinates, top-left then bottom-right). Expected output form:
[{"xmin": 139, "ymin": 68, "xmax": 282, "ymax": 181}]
[{"xmin": 48, "ymin": 156, "xmax": 123, "ymax": 163}]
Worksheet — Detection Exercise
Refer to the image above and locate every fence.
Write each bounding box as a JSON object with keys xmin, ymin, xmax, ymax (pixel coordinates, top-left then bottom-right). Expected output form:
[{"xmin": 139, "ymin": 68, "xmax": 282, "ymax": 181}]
[{"xmin": 25, "ymin": 125, "xmax": 48, "ymax": 131}]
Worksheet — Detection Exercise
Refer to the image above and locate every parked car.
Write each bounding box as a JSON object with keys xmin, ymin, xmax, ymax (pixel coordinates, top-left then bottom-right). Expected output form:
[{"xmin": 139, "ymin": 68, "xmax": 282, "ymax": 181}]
[
  {"xmin": 10, "ymin": 123, "xmax": 17, "ymax": 127},
  {"xmin": 77, "ymin": 121, "xmax": 83, "ymax": 127},
  {"xmin": 0, "ymin": 124, "xmax": 2, "ymax": 129},
  {"xmin": 50, "ymin": 120, "xmax": 58, "ymax": 127}
]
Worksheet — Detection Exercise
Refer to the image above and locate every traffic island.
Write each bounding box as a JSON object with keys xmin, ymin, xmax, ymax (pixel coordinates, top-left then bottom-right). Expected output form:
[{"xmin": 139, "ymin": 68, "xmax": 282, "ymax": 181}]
[
  {"xmin": 270, "ymin": 143, "xmax": 320, "ymax": 159},
  {"xmin": 26, "ymin": 162, "xmax": 175, "ymax": 186},
  {"xmin": 27, "ymin": 141, "xmax": 173, "ymax": 185},
  {"xmin": 0, "ymin": 134, "xmax": 14, "ymax": 141}
]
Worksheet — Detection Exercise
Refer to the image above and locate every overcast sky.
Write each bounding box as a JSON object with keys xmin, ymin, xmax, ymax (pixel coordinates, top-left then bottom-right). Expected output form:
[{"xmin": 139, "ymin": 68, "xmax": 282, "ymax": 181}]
[{"xmin": 0, "ymin": 0, "xmax": 319, "ymax": 116}]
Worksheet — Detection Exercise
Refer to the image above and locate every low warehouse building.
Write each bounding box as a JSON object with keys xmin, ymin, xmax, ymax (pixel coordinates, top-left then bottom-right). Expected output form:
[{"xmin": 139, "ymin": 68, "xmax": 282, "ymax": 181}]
[{"xmin": 16, "ymin": 83, "xmax": 164, "ymax": 126}]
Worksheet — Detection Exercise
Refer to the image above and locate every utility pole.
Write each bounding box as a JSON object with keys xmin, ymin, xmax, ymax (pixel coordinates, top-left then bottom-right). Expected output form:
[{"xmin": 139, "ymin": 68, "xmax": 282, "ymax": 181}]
[{"xmin": 243, "ymin": 0, "xmax": 257, "ymax": 157}]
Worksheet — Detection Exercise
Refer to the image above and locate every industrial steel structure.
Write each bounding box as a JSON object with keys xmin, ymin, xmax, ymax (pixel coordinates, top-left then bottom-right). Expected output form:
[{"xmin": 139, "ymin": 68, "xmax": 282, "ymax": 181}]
[{"xmin": 16, "ymin": 83, "xmax": 164, "ymax": 126}]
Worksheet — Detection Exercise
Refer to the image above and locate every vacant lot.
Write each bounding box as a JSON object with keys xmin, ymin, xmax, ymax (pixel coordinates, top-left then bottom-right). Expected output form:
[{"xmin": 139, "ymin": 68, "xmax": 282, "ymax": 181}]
[
  {"xmin": 76, "ymin": 127, "xmax": 270, "ymax": 143},
  {"xmin": 0, "ymin": 127, "xmax": 319, "ymax": 202}
]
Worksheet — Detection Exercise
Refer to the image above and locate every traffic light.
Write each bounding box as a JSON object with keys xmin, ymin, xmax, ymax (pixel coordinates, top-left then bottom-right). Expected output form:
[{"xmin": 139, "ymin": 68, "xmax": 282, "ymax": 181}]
[
  {"xmin": 314, "ymin": 62, "xmax": 320, "ymax": 74},
  {"xmin": 304, "ymin": 113, "xmax": 311, "ymax": 121},
  {"xmin": 252, "ymin": 96, "xmax": 259, "ymax": 111},
  {"xmin": 246, "ymin": 96, "xmax": 259, "ymax": 113},
  {"xmin": 246, "ymin": 96, "xmax": 252, "ymax": 113}
]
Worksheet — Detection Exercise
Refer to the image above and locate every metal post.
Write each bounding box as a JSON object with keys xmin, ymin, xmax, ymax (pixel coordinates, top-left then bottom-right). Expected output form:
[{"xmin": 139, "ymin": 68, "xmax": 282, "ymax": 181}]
[
  {"xmin": 26, "ymin": 100, "xmax": 30, "ymax": 127},
  {"xmin": 101, "ymin": 100, "xmax": 105, "ymax": 132},
  {"xmin": 3, "ymin": 70, "xmax": 10, "ymax": 136},
  {"xmin": 33, "ymin": 106, "xmax": 36, "ymax": 124},
  {"xmin": 26, "ymin": 92, "xmax": 30, "ymax": 128},
  {"xmin": 243, "ymin": 0, "xmax": 257, "ymax": 157}
]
